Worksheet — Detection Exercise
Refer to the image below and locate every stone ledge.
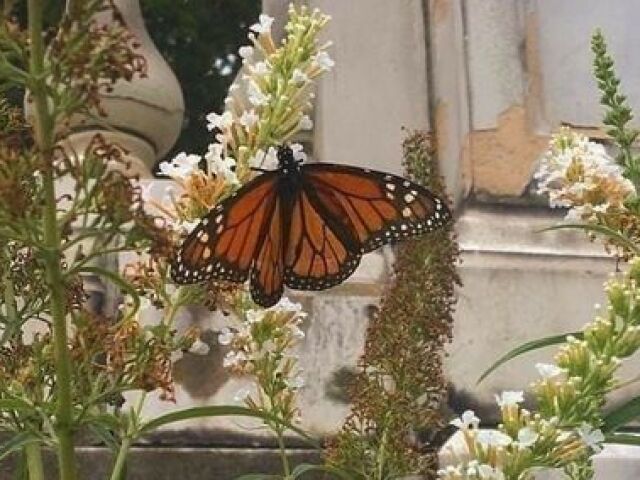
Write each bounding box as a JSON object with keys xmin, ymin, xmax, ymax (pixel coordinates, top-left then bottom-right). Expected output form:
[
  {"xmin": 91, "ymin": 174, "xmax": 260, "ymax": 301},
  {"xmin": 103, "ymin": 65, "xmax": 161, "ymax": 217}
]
[
  {"xmin": 3, "ymin": 447, "xmax": 321, "ymax": 480},
  {"xmin": 446, "ymin": 203, "xmax": 627, "ymax": 422},
  {"xmin": 5, "ymin": 442, "xmax": 640, "ymax": 479},
  {"xmin": 456, "ymin": 203, "xmax": 609, "ymax": 258}
]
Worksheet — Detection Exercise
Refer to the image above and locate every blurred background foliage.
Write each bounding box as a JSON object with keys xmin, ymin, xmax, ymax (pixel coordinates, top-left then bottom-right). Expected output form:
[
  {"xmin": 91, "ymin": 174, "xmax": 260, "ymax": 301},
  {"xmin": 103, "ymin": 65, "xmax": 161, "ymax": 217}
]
[
  {"xmin": 141, "ymin": 0, "xmax": 260, "ymax": 164},
  {"xmin": 13, "ymin": 0, "xmax": 260, "ymax": 170}
]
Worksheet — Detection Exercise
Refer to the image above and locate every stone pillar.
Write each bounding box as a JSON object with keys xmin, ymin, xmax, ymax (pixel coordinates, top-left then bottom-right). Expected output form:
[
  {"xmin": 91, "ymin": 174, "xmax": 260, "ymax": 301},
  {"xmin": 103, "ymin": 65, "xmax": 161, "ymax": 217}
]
[
  {"xmin": 61, "ymin": 0, "xmax": 184, "ymax": 311},
  {"xmin": 310, "ymin": 1, "xmax": 431, "ymax": 175},
  {"xmin": 65, "ymin": 0, "xmax": 184, "ymax": 177},
  {"xmin": 439, "ymin": 1, "xmax": 640, "ymax": 475},
  {"xmin": 443, "ymin": 0, "xmax": 640, "ymax": 415}
]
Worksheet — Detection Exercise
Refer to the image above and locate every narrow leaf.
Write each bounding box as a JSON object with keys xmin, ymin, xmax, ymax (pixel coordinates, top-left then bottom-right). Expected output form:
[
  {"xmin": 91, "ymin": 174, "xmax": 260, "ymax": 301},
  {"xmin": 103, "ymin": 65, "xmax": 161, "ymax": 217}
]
[
  {"xmin": 81, "ymin": 413, "xmax": 121, "ymax": 431},
  {"xmin": 605, "ymin": 432, "xmax": 640, "ymax": 445},
  {"xmin": 88, "ymin": 423, "xmax": 119, "ymax": 452},
  {"xmin": 478, "ymin": 332, "xmax": 582, "ymax": 384},
  {"xmin": 540, "ymin": 223, "xmax": 640, "ymax": 255},
  {"xmin": 0, "ymin": 432, "xmax": 39, "ymax": 462},
  {"xmin": 0, "ymin": 398, "xmax": 34, "ymax": 413},
  {"xmin": 604, "ymin": 396, "xmax": 640, "ymax": 432},
  {"xmin": 139, "ymin": 406, "xmax": 319, "ymax": 448},
  {"xmin": 292, "ymin": 463, "xmax": 354, "ymax": 479}
]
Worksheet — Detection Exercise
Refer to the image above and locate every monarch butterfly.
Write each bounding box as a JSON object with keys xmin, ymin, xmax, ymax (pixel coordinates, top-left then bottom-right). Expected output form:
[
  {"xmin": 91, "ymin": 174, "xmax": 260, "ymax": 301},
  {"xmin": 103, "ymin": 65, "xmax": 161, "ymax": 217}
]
[{"xmin": 171, "ymin": 145, "xmax": 451, "ymax": 307}]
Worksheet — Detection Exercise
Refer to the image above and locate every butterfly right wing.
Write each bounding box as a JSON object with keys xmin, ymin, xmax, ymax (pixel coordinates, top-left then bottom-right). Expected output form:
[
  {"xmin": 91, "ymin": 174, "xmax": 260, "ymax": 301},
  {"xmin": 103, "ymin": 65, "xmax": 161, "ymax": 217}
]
[
  {"xmin": 283, "ymin": 186, "xmax": 362, "ymax": 292},
  {"xmin": 302, "ymin": 163, "xmax": 451, "ymax": 253},
  {"xmin": 171, "ymin": 171, "xmax": 279, "ymax": 285}
]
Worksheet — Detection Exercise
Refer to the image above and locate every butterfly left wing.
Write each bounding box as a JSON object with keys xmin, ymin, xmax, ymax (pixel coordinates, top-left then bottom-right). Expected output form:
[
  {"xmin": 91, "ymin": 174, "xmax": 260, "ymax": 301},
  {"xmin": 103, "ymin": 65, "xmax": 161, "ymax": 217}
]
[
  {"xmin": 250, "ymin": 196, "xmax": 286, "ymax": 307},
  {"xmin": 300, "ymin": 163, "xmax": 451, "ymax": 254},
  {"xmin": 171, "ymin": 172, "xmax": 279, "ymax": 284}
]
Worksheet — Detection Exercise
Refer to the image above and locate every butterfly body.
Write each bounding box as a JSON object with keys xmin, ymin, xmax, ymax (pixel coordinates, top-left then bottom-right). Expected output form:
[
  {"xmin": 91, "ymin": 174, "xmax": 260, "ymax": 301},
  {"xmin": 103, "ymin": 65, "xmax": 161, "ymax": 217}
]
[{"xmin": 172, "ymin": 146, "xmax": 451, "ymax": 307}]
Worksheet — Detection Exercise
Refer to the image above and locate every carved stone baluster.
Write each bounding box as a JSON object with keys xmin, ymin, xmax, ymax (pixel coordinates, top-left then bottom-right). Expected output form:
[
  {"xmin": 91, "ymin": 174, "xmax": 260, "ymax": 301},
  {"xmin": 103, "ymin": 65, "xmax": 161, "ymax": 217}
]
[{"xmin": 62, "ymin": 0, "xmax": 184, "ymax": 312}]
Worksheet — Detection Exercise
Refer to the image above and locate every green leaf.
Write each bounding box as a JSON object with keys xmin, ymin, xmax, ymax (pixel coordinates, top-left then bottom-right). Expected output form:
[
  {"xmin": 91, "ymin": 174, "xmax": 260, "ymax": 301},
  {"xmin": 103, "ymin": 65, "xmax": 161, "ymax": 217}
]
[
  {"xmin": 605, "ymin": 432, "xmax": 640, "ymax": 445},
  {"xmin": 478, "ymin": 332, "xmax": 583, "ymax": 384},
  {"xmin": 291, "ymin": 463, "xmax": 354, "ymax": 479},
  {"xmin": 0, "ymin": 398, "xmax": 34, "ymax": 413},
  {"xmin": 604, "ymin": 396, "xmax": 640, "ymax": 432},
  {"xmin": 82, "ymin": 412, "xmax": 121, "ymax": 432},
  {"xmin": 88, "ymin": 423, "xmax": 119, "ymax": 452},
  {"xmin": 138, "ymin": 406, "xmax": 320, "ymax": 448},
  {"xmin": 540, "ymin": 223, "xmax": 640, "ymax": 255},
  {"xmin": 0, "ymin": 432, "xmax": 40, "ymax": 462}
]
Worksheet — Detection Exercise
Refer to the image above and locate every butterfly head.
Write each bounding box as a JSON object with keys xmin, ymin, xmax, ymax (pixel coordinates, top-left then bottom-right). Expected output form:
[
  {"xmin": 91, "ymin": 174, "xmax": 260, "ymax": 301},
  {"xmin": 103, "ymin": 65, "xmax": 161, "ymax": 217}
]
[{"xmin": 277, "ymin": 145, "xmax": 302, "ymax": 174}]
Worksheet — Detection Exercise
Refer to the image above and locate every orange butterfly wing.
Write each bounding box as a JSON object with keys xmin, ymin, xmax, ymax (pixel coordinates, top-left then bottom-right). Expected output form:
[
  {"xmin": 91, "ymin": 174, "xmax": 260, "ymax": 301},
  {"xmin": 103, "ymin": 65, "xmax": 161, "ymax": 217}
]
[
  {"xmin": 171, "ymin": 172, "xmax": 279, "ymax": 285},
  {"xmin": 283, "ymin": 188, "xmax": 361, "ymax": 291},
  {"xmin": 172, "ymin": 158, "xmax": 452, "ymax": 307},
  {"xmin": 301, "ymin": 164, "xmax": 450, "ymax": 254},
  {"xmin": 250, "ymin": 196, "xmax": 286, "ymax": 307}
]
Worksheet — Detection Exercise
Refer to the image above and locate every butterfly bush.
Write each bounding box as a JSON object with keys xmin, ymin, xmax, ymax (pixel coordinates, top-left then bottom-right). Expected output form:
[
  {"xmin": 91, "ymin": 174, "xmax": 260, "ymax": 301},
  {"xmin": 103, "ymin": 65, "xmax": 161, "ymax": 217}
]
[
  {"xmin": 441, "ymin": 258, "xmax": 640, "ymax": 480},
  {"xmin": 127, "ymin": 4, "xmax": 334, "ymax": 322},
  {"xmin": 0, "ymin": 2, "xmax": 221, "ymax": 478},
  {"xmin": 325, "ymin": 133, "xmax": 460, "ymax": 479},
  {"xmin": 534, "ymin": 127, "xmax": 635, "ymax": 222},
  {"xmin": 218, "ymin": 297, "xmax": 307, "ymax": 427},
  {"xmin": 122, "ymin": 7, "xmax": 334, "ymax": 474},
  {"xmin": 446, "ymin": 32, "xmax": 640, "ymax": 480},
  {"xmin": 156, "ymin": 4, "xmax": 333, "ymax": 226},
  {"xmin": 134, "ymin": 4, "xmax": 333, "ymax": 319}
]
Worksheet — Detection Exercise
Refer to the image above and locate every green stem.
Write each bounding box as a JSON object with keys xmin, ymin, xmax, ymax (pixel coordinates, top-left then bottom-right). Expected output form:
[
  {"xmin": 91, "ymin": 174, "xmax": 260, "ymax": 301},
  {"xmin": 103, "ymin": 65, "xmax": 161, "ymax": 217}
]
[
  {"xmin": 109, "ymin": 436, "xmax": 131, "ymax": 480},
  {"xmin": 109, "ymin": 392, "xmax": 147, "ymax": 480},
  {"xmin": 275, "ymin": 426, "xmax": 291, "ymax": 477},
  {"xmin": 27, "ymin": 1, "xmax": 77, "ymax": 479},
  {"xmin": 262, "ymin": 367, "xmax": 291, "ymax": 477},
  {"xmin": 374, "ymin": 414, "xmax": 390, "ymax": 480},
  {"xmin": 24, "ymin": 443, "xmax": 45, "ymax": 480},
  {"xmin": 1, "ymin": 268, "xmax": 18, "ymax": 343},
  {"xmin": 164, "ymin": 299, "xmax": 181, "ymax": 326}
]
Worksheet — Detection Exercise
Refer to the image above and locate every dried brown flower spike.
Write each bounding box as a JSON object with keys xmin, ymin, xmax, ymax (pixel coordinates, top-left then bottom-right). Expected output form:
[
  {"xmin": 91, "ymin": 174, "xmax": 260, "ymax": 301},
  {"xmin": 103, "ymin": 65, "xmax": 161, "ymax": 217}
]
[{"xmin": 327, "ymin": 131, "xmax": 460, "ymax": 479}]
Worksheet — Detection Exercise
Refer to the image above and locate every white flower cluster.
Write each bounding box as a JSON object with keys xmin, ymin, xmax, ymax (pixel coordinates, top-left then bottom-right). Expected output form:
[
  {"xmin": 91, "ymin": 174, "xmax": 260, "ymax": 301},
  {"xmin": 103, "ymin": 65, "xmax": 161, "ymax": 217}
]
[
  {"xmin": 155, "ymin": 6, "xmax": 333, "ymax": 235},
  {"xmin": 197, "ymin": 7, "xmax": 332, "ymax": 181},
  {"xmin": 440, "ymin": 388, "xmax": 605, "ymax": 479},
  {"xmin": 535, "ymin": 128, "xmax": 635, "ymax": 221},
  {"xmin": 217, "ymin": 297, "xmax": 307, "ymax": 403},
  {"xmin": 438, "ymin": 461, "xmax": 504, "ymax": 480},
  {"xmin": 158, "ymin": 152, "xmax": 202, "ymax": 180}
]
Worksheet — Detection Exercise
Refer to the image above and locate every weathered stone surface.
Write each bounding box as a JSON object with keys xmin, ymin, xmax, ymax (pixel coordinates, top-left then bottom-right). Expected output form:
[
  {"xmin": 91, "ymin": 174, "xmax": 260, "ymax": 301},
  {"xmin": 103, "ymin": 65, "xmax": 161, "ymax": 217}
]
[
  {"xmin": 469, "ymin": 106, "xmax": 547, "ymax": 196},
  {"xmin": 465, "ymin": 0, "xmax": 526, "ymax": 130},
  {"xmin": 446, "ymin": 205, "xmax": 626, "ymax": 421},
  {"xmin": 94, "ymin": 0, "xmax": 184, "ymax": 164},
  {"xmin": 309, "ymin": 0, "xmax": 431, "ymax": 176},
  {"xmin": 456, "ymin": 0, "xmax": 640, "ymax": 196},
  {"xmin": 428, "ymin": 0, "xmax": 471, "ymax": 203}
]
